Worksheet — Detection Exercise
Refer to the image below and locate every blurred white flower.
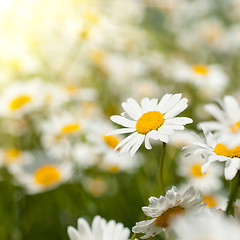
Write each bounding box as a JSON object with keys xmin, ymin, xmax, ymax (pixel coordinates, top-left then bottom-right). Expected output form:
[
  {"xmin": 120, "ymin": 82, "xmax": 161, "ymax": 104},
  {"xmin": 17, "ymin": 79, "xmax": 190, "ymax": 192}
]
[
  {"xmin": 177, "ymin": 150, "xmax": 223, "ymax": 192},
  {"xmin": 68, "ymin": 215, "xmax": 130, "ymax": 240},
  {"xmin": 173, "ymin": 211, "xmax": 240, "ymax": 240},
  {"xmin": 10, "ymin": 152, "xmax": 73, "ymax": 194}
]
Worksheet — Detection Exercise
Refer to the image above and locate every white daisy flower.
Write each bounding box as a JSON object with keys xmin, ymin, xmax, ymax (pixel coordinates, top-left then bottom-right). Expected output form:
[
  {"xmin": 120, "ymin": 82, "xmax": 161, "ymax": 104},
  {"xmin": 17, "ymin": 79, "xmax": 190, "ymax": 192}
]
[
  {"xmin": 170, "ymin": 61, "xmax": 228, "ymax": 98},
  {"xmin": 67, "ymin": 215, "xmax": 130, "ymax": 240},
  {"xmin": 173, "ymin": 211, "xmax": 240, "ymax": 240},
  {"xmin": 0, "ymin": 79, "xmax": 45, "ymax": 118},
  {"xmin": 10, "ymin": 152, "xmax": 73, "ymax": 194},
  {"xmin": 198, "ymin": 95, "xmax": 240, "ymax": 138},
  {"xmin": 177, "ymin": 150, "xmax": 223, "ymax": 192},
  {"xmin": 39, "ymin": 112, "xmax": 86, "ymax": 159},
  {"xmin": 132, "ymin": 186, "xmax": 204, "ymax": 239},
  {"xmin": 107, "ymin": 94, "xmax": 192, "ymax": 157},
  {"xmin": 186, "ymin": 129, "xmax": 240, "ymax": 180}
]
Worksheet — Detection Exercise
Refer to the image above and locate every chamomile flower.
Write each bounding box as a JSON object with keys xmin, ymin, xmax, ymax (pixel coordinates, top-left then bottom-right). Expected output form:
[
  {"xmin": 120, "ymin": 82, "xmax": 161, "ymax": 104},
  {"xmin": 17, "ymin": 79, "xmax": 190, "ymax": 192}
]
[
  {"xmin": 132, "ymin": 186, "xmax": 204, "ymax": 239},
  {"xmin": 187, "ymin": 129, "xmax": 240, "ymax": 180},
  {"xmin": 171, "ymin": 62, "xmax": 228, "ymax": 98},
  {"xmin": 198, "ymin": 95, "xmax": 240, "ymax": 138},
  {"xmin": 0, "ymin": 79, "xmax": 45, "ymax": 118},
  {"xmin": 177, "ymin": 150, "xmax": 223, "ymax": 192},
  {"xmin": 108, "ymin": 94, "xmax": 192, "ymax": 157},
  {"xmin": 67, "ymin": 215, "xmax": 130, "ymax": 240},
  {"xmin": 0, "ymin": 148, "xmax": 33, "ymax": 167},
  {"xmin": 173, "ymin": 211, "xmax": 240, "ymax": 240},
  {"xmin": 10, "ymin": 152, "xmax": 73, "ymax": 194},
  {"xmin": 39, "ymin": 112, "xmax": 86, "ymax": 159}
]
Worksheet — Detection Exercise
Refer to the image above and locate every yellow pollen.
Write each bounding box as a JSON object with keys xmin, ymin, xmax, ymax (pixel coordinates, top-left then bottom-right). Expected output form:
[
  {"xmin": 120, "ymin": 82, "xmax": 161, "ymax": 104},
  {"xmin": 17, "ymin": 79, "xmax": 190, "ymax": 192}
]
[
  {"xmin": 103, "ymin": 135, "xmax": 120, "ymax": 149},
  {"xmin": 192, "ymin": 65, "xmax": 209, "ymax": 75},
  {"xmin": 214, "ymin": 143, "xmax": 240, "ymax": 158},
  {"xmin": 154, "ymin": 206, "xmax": 185, "ymax": 228},
  {"xmin": 10, "ymin": 95, "xmax": 31, "ymax": 110},
  {"xmin": 230, "ymin": 121, "xmax": 240, "ymax": 133},
  {"xmin": 61, "ymin": 124, "xmax": 80, "ymax": 134},
  {"xmin": 136, "ymin": 111, "xmax": 164, "ymax": 135},
  {"xmin": 191, "ymin": 164, "xmax": 204, "ymax": 177},
  {"xmin": 202, "ymin": 195, "xmax": 217, "ymax": 208},
  {"xmin": 34, "ymin": 165, "xmax": 60, "ymax": 186}
]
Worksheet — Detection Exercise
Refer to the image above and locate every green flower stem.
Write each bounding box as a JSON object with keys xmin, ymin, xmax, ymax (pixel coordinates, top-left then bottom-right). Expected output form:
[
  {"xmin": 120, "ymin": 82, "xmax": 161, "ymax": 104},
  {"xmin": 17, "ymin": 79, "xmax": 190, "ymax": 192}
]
[
  {"xmin": 226, "ymin": 171, "xmax": 240, "ymax": 215},
  {"xmin": 159, "ymin": 142, "xmax": 167, "ymax": 196},
  {"xmin": 130, "ymin": 233, "xmax": 137, "ymax": 240}
]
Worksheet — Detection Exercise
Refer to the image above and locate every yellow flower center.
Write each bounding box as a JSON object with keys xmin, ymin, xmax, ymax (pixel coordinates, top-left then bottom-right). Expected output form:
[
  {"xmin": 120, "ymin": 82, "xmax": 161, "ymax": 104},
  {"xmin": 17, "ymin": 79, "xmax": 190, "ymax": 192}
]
[
  {"xmin": 230, "ymin": 121, "xmax": 240, "ymax": 133},
  {"xmin": 202, "ymin": 195, "xmax": 217, "ymax": 208},
  {"xmin": 103, "ymin": 135, "xmax": 120, "ymax": 149},
  {"xmin": 154, "ymin": 206, "xmax": 185, "ymax": 228},
  {"xmin": 191, "ymin": 164, "xmax": 204, "ymax": 177},
  {"xmin": 10, "ymin": 95, "xmax": 31, "ymax": 110},
  {"xmin": 214, "ymin": 143, "xmax": 240, "ymax": 158},
  {"xmin": 4, "ymin": 148, "xmax": 21, "ymax": 163},
  {"xmin": 61, "ymin": 123, "xmax": 80, "ymax": 134},
  {"xmin": 34, "ymin": 165, "xmax": 60, "ymax": 186},
  {"xmin": 136, "ymin": 111, "xmax": 164, "ymax": 135},
  {"xmin": 192, "ymin": 65, "xmax": 209, "ymax": 75}
]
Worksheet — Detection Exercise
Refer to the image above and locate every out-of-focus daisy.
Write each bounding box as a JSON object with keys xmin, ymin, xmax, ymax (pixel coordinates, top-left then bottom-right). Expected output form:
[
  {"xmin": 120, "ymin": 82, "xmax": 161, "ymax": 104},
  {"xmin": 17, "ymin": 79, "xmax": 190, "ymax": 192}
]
[
  {"xmin": 0, "ymin": 148, "xmax": 32, "ymax": 166},
  {"xmin": 108, "ymin": 94, "xmax": 192, "ymax": 157},
  {"xmin": 177, "ymin": 150, "xmax": 223, "ymax": 192},
  {"xmin": 67, "ymin": 215, "xmax": 130, "ymax": 240},
  {"xmin": 82, "ymin": 177, "xmax": 108, "ymax": 197},
  {"xmin": 0, "ymin": 79, "xmax": 45, "ymax": 118},
  {"xmin": 173, "ymin": 211, "xmax": 240, "ymax": 240},
  {"xmin": 186, "ymin": 129, "xmax": 240, "ymax": 180},
  {"xmin": 198, "ymin": 95, "xmax": 240, "ymax": 138},
  {"xmin": 39, "ymin": 112, "xmax": 86, "ymax": 159},
  {"xmin": 201, "ymin": 192, "xmax": 227, "ymax": 210},
  {"xmin": 170, "ymin": 61, "xmax": 228, "ymax": 98},
  {"xmin": 87, "ymin": 119, "xmax": 142, "ymax": 172},
  {"xmin": 132, "ymin": 186, "xmax": 204, "ymax": 239},
  {"xmin": 10, "ymin": 152, "xmax": 73, "ymax": 194}
]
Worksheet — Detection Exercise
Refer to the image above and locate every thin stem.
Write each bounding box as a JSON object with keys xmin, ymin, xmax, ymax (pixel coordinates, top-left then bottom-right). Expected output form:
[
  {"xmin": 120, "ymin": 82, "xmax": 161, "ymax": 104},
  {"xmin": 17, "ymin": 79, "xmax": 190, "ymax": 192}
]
[
  {"xmin": 159, "ymin": 142, "xmax": 167, "ymax": 196},
  {"xmin": 226, "ymin": 171, "xmax": 240, "ymax": 215},
  {"xmin": 130, "ymin": 233, "xmax": 137, "ymax": 240}
]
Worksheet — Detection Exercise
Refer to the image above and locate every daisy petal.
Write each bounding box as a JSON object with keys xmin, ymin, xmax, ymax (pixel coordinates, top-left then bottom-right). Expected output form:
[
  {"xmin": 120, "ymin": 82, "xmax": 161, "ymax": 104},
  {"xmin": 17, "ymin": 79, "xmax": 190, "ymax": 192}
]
[{"xmin": 110, "ymin": 115, "xmax": 136, "ymax": 128}]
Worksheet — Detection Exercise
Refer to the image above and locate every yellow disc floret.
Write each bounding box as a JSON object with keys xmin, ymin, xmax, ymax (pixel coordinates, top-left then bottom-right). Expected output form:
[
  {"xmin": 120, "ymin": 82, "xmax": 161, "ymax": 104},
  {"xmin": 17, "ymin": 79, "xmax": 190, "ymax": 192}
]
[
  {"xmin": 214, "ymin": 143, "xmax": 240, "ymax": 158},
  {"xmin": 61, "ymin": 123, "xmax": 80, "ymax": 134},
  {"xmin": 103, "ymin": 135, "xmax": 120, "ymax": 149},
  {"xmin": 154, "ymin": 206, "xmax": 185, "ymax": 228},
  {"xmin": 191, "ymin": 164, "xmax": 204, "ymax": 177},
  {"xmin": 10, "ymin": 95, "xmax": 31, "ymax": 110},
  {"xmin": 192, "ymin": 65, "xmax": 209, "ymax": 75},
  {"xmin": 34, "ymin": 165, "xmax": 60, "ymax": 186},
  {"xmin": 136, "ymin": 111, "xmax": 164, "ymax": 135}
]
